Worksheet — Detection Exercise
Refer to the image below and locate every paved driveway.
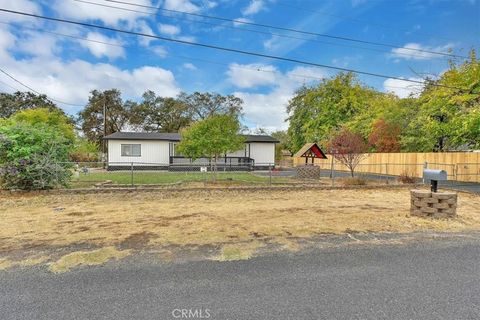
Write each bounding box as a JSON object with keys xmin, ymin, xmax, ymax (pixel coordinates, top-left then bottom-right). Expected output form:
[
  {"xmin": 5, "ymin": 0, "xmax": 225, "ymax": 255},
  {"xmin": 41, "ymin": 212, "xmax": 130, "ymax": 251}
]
[{"xmin": 264, "ymin": 169, "xmax": 480, "ymax": 193}]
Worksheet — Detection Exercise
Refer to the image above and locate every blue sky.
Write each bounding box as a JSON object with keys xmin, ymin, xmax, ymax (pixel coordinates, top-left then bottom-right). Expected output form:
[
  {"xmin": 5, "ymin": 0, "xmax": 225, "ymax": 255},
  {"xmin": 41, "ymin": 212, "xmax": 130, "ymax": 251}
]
[{"xmin": 0, "ymin": 0, "xmax": 478, "ymax": 130}]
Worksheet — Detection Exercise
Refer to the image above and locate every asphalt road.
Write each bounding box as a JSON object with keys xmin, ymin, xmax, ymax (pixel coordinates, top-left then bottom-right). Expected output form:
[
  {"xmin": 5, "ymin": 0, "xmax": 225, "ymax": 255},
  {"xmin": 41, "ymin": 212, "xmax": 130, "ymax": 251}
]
[{"xmin": 1, "ymin": 237, "xmax": 480, "ymax": 320}]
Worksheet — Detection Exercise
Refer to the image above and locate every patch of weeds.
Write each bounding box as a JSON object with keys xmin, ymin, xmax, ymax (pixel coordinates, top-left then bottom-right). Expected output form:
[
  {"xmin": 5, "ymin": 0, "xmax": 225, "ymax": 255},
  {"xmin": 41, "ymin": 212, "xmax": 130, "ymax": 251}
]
[
  {"xmin": 342, "ymin": 177, "xmax": 367, "ymax": 186},
  {"xmin": 0, "ymin": 256, "xmax": 48, "ymax": 270},
  {"xmin": 48, "ymin": 247, "xmax": 131, "ymax": 273},
  {"xmin": 214, "ymin": 242, "xmax": 262, "ymax": 261},
  {"xmin": 0, "ymin": 258, "xmax": 13, "ymax": 270}
]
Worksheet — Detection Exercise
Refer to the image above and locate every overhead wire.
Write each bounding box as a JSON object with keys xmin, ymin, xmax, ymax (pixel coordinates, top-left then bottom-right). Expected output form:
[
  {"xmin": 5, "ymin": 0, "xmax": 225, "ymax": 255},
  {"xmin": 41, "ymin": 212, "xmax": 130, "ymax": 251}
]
[
  {"xmin": 0, "ymin": 68, "xmax": 84, "ymax": 106},
  {"xmin": 72, "ymin": 0, "xmax": 458, "ymax": 61},
  {"xmin": 2, "ymin": 21, "xmax": 427, "ymax": 94},
  {"xmin": 0, "ymin": 8, "xmax": 463, "ymax": 91},
  {"xmin": 97, "ymin": 0, "xmax": 466, "ymax": 59}
]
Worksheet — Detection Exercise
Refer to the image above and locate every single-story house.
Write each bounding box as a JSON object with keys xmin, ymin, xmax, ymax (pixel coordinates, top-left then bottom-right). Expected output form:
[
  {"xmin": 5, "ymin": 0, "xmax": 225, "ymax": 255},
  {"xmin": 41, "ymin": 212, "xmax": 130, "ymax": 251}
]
[{"xmin": 104, "ymin": 132, "xmax": 279, "ymax": 171}]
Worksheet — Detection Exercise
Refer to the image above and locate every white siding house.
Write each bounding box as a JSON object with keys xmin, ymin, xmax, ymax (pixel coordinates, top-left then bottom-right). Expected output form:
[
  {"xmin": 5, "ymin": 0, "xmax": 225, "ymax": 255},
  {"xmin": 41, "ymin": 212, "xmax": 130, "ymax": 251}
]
[{"xmin": 104, "ymin": 132, "xmax": 278, "ymax": 170}]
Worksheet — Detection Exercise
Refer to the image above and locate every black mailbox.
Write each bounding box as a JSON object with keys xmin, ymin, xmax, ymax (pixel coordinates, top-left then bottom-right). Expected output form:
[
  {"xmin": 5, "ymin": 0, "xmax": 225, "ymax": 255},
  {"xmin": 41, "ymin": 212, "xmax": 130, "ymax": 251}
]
[{"xmin": 423, "ymin": 169, "xmax": 447, "ymax": 192}]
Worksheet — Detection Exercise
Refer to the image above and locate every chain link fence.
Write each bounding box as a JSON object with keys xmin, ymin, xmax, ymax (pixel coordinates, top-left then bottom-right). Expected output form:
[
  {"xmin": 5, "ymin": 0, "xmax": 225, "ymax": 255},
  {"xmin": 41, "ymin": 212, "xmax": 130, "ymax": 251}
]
[
  {"xmin": 35, "ymin": 161, "xmax": 480, "ymax": 193},
  {"xmin": 65, "ymin": 161, "xmax": 284, "ymax": 188}
]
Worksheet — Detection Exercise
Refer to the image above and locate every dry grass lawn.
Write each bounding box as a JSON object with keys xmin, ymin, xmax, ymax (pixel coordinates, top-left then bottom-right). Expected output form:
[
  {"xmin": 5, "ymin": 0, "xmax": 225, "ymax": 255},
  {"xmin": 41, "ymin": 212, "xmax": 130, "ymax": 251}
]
[{"xmin": 1, "ymin": 188, "xmax": 480, "ymax": 270}]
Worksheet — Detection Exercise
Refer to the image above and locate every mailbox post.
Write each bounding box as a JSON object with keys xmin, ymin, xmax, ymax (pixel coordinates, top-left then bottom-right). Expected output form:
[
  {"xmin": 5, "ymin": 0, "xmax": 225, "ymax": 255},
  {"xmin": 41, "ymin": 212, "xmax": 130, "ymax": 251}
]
[{"xmin": 423, "ymin": 169, "xmax": 447, "ymax": 192}]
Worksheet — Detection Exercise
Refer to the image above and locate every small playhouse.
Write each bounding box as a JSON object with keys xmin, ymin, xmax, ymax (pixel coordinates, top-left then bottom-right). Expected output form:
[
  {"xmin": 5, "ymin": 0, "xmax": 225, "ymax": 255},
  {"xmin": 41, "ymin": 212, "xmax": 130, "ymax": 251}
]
[{"xmin": 293, "ymin": 143, "xmax": 328, "ymax": 179}]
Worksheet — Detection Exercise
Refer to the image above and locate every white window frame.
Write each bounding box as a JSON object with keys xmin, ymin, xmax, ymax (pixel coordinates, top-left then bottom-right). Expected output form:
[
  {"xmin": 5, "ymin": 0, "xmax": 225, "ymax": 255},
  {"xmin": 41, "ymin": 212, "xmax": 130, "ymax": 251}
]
[{"xmin": 121, "ymin": 144, "xmax": 141, "ymax": 157}]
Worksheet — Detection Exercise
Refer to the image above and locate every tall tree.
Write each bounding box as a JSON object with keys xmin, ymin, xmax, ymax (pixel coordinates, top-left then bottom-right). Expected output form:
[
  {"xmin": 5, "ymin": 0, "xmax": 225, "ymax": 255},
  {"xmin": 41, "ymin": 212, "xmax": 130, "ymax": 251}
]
[
  {"xmin": 177, "ymin": 114, "xmax": 245, "ymax": 180},
  {"xmin": 286, "ymin": 73, "xmax": 377, "ymax": 152},
  {"xmin": 78, "ymin": 89, "xmax": 130, "ymax": 144},
  {"xmin": 402, "ymin": 50, "xmax": 480, "ymax": 151},
  {"xmin": 178, "ymin": 92, "xmax": 243, "ymax": 120},
  {"xmin": 0, "ymin": 91, "xmax": 61, "ymax": 118},
  {"xmin": 130, "ymin": 90, "xmax": 191, "ymax": 132}
]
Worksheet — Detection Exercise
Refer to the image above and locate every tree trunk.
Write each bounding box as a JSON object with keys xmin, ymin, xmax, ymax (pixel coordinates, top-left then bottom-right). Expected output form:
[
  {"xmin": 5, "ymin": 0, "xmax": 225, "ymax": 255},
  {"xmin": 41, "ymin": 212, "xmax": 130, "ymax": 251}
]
[
  {"xmin": 213, "ymin": 155, "xmax": 218, "ymax": 182},
  {"xmin": 209, "ymin": 157, "xmax": 213, "ymax": 182},
  {"xmin": 350, "ymin": 167, "xmax": 355, "ymax": 177}
]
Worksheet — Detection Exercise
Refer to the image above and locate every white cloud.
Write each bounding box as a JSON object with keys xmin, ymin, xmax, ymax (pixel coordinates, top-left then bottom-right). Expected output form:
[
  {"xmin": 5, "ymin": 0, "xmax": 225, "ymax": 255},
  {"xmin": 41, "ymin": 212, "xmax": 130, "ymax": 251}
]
[
  {"xmin": 0, "ymin": 0, "xmax": 41, "ymax": 23},
  {"xmin": 158, "ymin": 23, "xmax": 181, "ymax": 36},
  {"xmin": 231, "ymin": 64, "xmax": 328, "ymax": 130},
  {"xmin": 390, "ymin": 42, "xmax": 454, "ymax": 60},
  {"xmin": 163, "ymin": 0, "xmax": 200, "ymax": 13},
  {"xmin": 152, "ymin": 46, "xmax": 168, "ymax": 57},
  {"xmin": 383, "ymin": 78, "xmax": 424, "ymax": 98},
  {"xmin": 79, "ymin": 32, "xmax": 125, "ymax": 59},
  {"xmin": 16, "ymin": 31, "xmax": 60, "ymax": 58},
  {"xmin": 351, "ymin": 0, "xmax": 367, "ymax": 7},
  {"xmin": 0, "ymin": 27, "xmax": 180, "ymax": 108},
  {"xmin": 135, "ymin": 20, "xmax": 155, "ymax": 47},
  {"xmin": 242, "ymin": 0, "xmax": 265, "ymax": 15},
  {"xmin": 233, "ymin": 17, "xmax": 253, "ymax": 27},
  {"xmin": 53, "ymin": 0, "xmax": 155, "ymax": 27},
  {"xmin": 182, "ymin": 63, "xmax": 197, "ymax": 70},
  {"xmin": 227, "ymin": 63, "xmax": 277, "ymax": 88}
]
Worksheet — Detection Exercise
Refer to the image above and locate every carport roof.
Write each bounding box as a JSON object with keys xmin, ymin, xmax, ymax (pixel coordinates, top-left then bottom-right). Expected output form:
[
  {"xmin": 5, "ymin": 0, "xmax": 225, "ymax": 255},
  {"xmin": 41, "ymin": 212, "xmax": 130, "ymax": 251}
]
[{"xmin": 104, "ymin": 132, "xmax": 279, "ymax": 143}]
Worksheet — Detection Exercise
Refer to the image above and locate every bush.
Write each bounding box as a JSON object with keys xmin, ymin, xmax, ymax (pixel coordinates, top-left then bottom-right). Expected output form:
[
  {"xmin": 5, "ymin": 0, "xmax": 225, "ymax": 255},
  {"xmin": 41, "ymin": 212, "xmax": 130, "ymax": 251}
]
[
  {"xmin": 69, "ymin": 139, "xmax": 100, "ymax": 162},
  {"xmin": 0, "ymin": 154, "xmax": 72, "ymax": 190},
  {"xmin": 341, "ymin": 177, "xmax": 367, "ymax": 186},
  {"xmin": 0, "ymin": 122, "xmax": 73, "ymax": 190},
  {"xmin": 398, "ymin": 171, "xmax": 416, "ymax": 184}
]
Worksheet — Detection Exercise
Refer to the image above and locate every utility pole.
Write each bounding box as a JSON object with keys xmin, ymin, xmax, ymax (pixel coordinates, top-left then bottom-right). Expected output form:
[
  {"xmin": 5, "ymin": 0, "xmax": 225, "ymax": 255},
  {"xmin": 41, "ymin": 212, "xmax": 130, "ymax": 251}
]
[{"xmin": 102, "ymin": 98, "xmax": 107, "ymax": 163}]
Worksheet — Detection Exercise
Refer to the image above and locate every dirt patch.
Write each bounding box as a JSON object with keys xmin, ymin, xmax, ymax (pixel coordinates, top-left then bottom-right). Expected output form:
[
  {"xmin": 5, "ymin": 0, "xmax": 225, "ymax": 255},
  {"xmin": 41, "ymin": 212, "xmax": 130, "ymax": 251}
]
[
  {"xmin": 119, "ymin": 232, "xmax": 158, "ymax": 250},
  {"xmin": 1, "ymin": 188, "xmax": 480, "ymax": 268}
]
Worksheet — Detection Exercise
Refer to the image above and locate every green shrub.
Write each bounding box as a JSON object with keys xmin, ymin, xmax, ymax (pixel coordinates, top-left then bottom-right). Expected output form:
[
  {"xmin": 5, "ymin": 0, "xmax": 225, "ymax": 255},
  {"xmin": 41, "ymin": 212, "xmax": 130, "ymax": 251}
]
[{"xmin": 0, "ymin": 121, "xmax": 73, "ymax": 190}]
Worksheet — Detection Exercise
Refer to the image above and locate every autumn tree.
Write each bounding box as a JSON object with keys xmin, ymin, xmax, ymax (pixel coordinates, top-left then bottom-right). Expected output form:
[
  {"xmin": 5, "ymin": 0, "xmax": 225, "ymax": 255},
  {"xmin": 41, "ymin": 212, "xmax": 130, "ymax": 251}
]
[
  {"xmin": 177, "ymin": 115, "xmax": 245, "ymax": 180},
  {"xmin": 368, "ymin": 118, "xmax": 401, "ymax": 152},
  {"xmin": 327, "ymin": 128, "xmax": 367, "ymax": 177}
]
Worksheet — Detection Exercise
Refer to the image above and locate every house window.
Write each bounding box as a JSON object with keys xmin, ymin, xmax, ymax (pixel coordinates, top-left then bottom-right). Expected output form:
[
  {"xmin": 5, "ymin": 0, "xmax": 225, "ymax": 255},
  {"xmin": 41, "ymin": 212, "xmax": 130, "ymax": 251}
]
[
  {"xmin": 121, "ymin": 144, "xmax": 141, "ymax": 157},
  {"xmin": 172, "ymin": 143, "xmax": 183, "ymax": 156}
]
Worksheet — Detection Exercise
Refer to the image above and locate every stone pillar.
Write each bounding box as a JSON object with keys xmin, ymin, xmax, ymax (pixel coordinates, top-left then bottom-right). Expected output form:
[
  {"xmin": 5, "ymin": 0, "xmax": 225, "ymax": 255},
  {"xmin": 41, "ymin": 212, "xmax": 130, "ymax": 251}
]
[{"xmin": 410, "ymin": 190, "xmax": 457, "ymax": 218}]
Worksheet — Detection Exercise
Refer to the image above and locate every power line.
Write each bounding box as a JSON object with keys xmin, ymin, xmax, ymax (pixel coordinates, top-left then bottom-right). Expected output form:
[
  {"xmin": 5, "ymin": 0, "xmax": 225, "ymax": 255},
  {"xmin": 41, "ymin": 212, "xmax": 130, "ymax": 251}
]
[
  {"xmin": 72, "ymin": 0, "xmax": 454, "ymax": 61},
  {"xmin": 97, "ymin": 0, "xmax": 466, "ymax": 59},
  {"xmin": 0, "ymin": 8, "xmax": 464, "ymax": 91},
  {"xmin": 275, "ymin": 1, "xmax": 465, "ymax": 43},
  {"xmin": 4, "ymin": 21, "xmax": 419, "ymax": 94},
  {"xmin": 0, "ymin": 68, "xmax": 83, "ymax": 106},
  {"xmin": 1, "ymin": 21, "xmax": 325, "ymax": 83}
]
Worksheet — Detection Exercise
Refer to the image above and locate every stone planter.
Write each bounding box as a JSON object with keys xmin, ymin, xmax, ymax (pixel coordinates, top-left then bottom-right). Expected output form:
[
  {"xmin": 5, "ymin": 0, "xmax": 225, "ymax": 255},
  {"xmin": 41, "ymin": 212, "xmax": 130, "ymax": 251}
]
[
  {"xmin": 410, "ymin": 190, "xmax": 457, "ymax": 218},
  {"xmin": 296, "ymin": 165, "xmax": 321, "ymax": 179}
]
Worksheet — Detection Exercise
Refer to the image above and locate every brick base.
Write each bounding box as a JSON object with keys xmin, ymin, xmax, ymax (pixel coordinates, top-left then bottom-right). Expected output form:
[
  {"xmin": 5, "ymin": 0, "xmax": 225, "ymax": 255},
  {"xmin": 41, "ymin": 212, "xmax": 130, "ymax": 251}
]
[
  {"xmin": 296, "ymin": 165, "xmax": 322, "ymax": 179},
  {"xmin": 410, "ymin": 190, "xmax": 457, "ymax": 218}
]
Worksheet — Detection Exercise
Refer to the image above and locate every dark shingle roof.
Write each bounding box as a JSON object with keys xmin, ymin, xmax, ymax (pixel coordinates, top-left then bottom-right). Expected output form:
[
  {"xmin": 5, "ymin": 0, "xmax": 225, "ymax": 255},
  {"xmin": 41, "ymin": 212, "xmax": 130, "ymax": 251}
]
[
  {"xmin": 104, "ymin": 132, "xmax": 279, "ymax": 143},
  {"xmin": 104, "ymin": 132, "xmax": 181, "ymax": 141}
]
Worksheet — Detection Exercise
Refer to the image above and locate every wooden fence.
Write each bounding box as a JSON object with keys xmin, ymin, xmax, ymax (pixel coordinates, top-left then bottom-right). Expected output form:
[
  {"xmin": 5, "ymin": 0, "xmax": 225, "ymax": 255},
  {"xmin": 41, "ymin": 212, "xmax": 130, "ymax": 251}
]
[{"xmin": 293, "ymin": 152, "xmax": 480, "ymax": 183}]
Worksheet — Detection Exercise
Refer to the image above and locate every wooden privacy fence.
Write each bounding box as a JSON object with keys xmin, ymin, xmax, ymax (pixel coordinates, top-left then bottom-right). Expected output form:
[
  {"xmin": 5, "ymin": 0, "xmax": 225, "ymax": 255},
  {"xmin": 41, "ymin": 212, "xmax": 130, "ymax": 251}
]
[{"xmin": 293, "ymin": 152, "xmax": 480, "ymax": 183}]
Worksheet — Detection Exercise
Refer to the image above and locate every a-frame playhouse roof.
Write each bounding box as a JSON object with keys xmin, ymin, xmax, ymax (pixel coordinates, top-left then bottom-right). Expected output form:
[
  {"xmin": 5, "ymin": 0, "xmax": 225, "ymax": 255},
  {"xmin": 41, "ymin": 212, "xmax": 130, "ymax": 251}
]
[{"xmin": 293, "ymin": 143, "xmax": 328, "ymax": 159}]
